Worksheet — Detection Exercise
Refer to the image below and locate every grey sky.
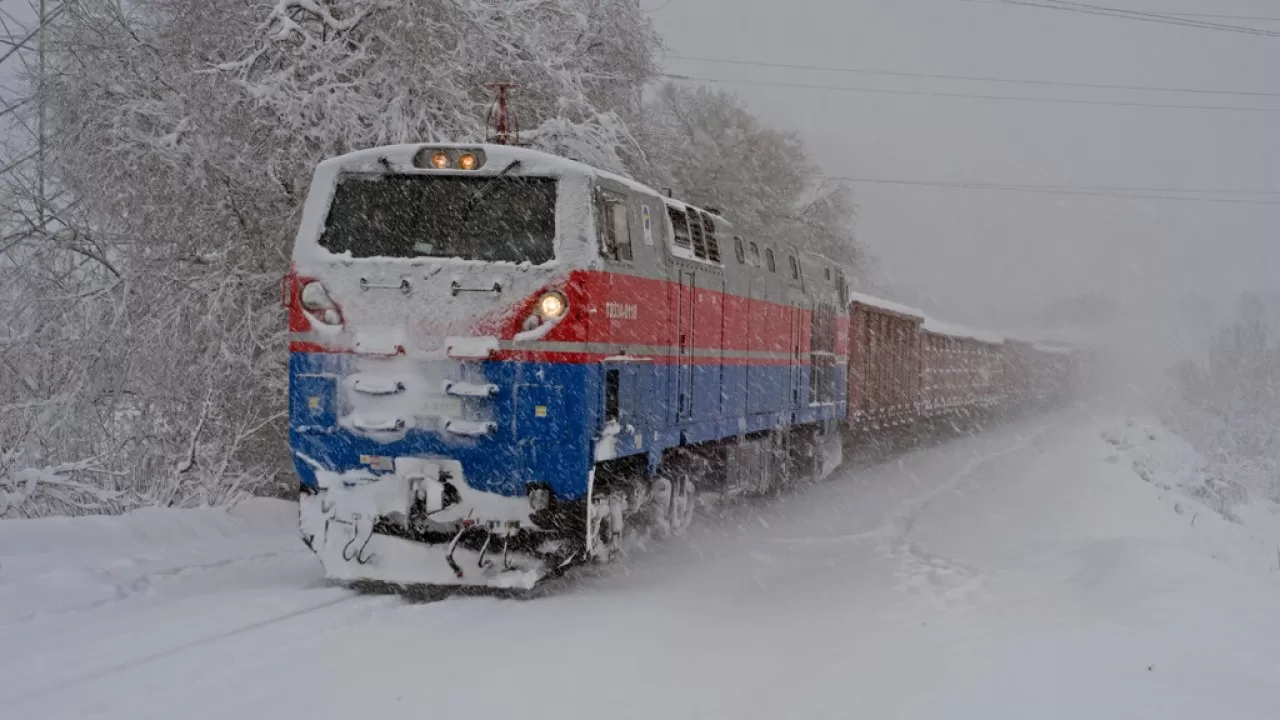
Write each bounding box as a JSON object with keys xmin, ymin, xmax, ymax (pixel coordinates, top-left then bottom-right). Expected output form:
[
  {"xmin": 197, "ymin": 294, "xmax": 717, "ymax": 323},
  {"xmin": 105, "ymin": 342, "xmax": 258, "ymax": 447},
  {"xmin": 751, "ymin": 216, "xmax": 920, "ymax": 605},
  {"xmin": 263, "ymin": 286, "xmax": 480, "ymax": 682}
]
[{"xmin": 649, "ymin": 0, "xmax": 1280, "ymax": 367}]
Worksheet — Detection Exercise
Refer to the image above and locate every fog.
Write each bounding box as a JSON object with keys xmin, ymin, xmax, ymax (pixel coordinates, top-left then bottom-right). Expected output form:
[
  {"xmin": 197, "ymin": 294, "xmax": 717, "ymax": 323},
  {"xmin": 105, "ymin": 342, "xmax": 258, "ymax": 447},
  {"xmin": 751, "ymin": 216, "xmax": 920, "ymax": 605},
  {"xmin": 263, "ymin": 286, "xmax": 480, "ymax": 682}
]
[{"xmin": 651, "ymin": 0, "xmax": 1280, "ymax": 390}]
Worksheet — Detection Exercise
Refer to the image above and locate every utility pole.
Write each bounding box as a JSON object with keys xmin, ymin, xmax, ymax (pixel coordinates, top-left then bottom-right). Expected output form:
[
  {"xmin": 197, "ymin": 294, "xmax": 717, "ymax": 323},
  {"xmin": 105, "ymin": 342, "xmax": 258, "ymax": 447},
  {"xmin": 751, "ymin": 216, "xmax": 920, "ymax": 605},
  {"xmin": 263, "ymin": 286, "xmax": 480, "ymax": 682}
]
[{"xmin": 37, "ymin": 0, "xmax": 46, "ymax": 230}]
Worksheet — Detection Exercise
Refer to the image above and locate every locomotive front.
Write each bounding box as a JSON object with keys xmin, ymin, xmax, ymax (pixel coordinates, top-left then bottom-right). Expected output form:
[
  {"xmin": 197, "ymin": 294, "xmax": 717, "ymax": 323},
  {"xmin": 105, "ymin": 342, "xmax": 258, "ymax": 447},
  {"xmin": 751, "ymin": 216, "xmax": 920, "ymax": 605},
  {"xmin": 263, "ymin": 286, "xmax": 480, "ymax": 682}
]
[{"xmin": 287, "ymin": 143, "xmax": 604, "ymax": 589}]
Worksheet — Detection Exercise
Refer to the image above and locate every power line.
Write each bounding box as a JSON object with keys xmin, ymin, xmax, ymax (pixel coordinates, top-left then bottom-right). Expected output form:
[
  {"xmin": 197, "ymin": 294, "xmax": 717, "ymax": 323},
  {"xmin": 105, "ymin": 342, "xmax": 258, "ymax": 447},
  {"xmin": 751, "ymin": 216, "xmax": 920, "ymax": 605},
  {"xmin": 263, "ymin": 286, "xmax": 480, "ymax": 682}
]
[
  {"xmin": 664, "ymin": 53, "xmax": 1280, "ymax": 99},
  {"xmin": 832, "ymin": 176, "xmax": 1280, "ymax": 195},
  {"xmin": 825, "ymin": 176, "xmax": 1280, "ymax": 204},
  {"xmin": 1040, "ymin": 0, "xmax": 1279, "ymax": 32},
  {"xmin": 661, "ymin": 73, "xmax": 1280, "ymax": 113},
  {"xmin": 957, "ymin": 0, "xmax": 1280, "ymax": 36},
  {"xmin": 955, "ymin": 0, "xmax": 1280, "ymax": 22},
  {"xmin": 1170, "ymin": 13, "xmax": 1280, "ymax": 22}
]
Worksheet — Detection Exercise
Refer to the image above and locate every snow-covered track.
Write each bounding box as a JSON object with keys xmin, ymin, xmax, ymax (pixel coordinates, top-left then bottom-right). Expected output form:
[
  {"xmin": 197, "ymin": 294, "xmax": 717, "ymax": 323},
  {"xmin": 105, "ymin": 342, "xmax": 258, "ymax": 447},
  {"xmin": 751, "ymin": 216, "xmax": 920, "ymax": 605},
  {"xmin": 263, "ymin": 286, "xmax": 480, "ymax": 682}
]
[{"xmin": 5, "ymin": 593, "xmax": 362, "ymax": 704}]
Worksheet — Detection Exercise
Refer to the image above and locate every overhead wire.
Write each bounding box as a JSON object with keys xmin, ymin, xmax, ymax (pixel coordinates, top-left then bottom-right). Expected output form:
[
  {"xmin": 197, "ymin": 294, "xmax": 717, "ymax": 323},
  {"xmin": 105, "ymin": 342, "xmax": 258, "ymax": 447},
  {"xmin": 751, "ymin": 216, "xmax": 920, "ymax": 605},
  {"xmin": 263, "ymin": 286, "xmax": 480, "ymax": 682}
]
[
  {"xmin": 829, "ymin": 176, "xmax": 1280, "ymax": 195},
  {"xmin": 955, "ymin": 0, "xmax": 1280, "ymax": 36},
  {"xmin": 663, "ymin": 53, "xmax": 1280, "ymax": 98},
  {"xmin": 1168, "ymin": 13, "xmax": 1280, "ymax": 22},
  {"xmin": 660, "ymin": 72, "xmax": 1280, "ymax": 113},
  {"xmin": 822, "ymin": 176, "xmax": 1280, "ymax": 205},
  {"xmin": 958, "ymin": 0, "xmax": 1280, "ymax": 21},
  {"xmin": 1037, "ymin": 0, "xmax": 1280, "ymax": 32}
]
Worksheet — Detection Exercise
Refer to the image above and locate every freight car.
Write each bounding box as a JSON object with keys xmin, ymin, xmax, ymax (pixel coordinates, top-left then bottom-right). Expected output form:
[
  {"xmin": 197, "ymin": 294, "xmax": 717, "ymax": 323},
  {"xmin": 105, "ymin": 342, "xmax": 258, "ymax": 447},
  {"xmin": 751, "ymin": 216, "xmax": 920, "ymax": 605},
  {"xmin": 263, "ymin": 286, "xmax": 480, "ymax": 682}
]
[
  {"xmin": 285, "ymin": 141, "xmax": 1074, "ymax": 590},
  {"xmin": 844, "ymin": 294, "xmax": 1073, "ymax": 434}
]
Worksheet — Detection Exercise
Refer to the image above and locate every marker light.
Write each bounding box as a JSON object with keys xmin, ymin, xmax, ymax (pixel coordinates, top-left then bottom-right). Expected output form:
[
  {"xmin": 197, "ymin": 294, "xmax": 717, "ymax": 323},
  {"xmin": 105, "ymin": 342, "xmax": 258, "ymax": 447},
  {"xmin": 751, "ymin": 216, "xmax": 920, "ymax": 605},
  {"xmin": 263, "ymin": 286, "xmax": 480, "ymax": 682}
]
[
  {"xmin": 537, "ymin": 291, "xmax": 566, "ymax": 319},
  {"xmin": 458, "ymin": 152, "xmax": 478, "ymax": 170},
  {"xmin": 430, "ymin": 151, "xmax": 450, "ymax": 169}
]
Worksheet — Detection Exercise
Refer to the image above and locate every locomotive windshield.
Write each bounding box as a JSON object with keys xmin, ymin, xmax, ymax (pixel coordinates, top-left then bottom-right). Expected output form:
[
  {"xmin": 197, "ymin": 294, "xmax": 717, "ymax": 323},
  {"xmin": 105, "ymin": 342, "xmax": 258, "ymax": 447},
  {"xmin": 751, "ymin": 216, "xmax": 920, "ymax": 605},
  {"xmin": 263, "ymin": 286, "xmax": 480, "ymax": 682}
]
[{"xmin": 318, "ymin": 173, "xmax": 557, "ymax": 264}]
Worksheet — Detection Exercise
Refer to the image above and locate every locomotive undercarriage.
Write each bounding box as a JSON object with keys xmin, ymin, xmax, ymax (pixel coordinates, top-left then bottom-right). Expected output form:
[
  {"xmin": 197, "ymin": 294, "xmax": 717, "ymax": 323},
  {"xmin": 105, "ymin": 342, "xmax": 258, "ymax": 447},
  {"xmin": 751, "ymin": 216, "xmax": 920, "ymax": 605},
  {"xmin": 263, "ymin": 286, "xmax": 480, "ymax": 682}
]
[
  {"xmin": 297, "ymin": 456, "xmax": 700, "ymax": 590},
  {"xmin": 299, "ymin": 423, "xmax": 840, "ymax": 591},
  {"xmin": 581, "ymin": 424, "xmax": 838, "ymax": 564}
]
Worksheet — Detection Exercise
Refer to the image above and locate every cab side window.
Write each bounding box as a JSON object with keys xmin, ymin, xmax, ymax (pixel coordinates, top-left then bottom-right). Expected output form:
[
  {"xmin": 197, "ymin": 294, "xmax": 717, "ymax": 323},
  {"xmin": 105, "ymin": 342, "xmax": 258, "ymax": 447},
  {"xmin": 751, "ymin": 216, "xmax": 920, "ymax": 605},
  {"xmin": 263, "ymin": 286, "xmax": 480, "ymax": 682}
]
[
  {"xmin": 599, "ymin": 191, "xmax": 632, "ymax": 262},
  {"xmin": 765, "ymin": 248, "xmax": 776, "ymax": 273}
]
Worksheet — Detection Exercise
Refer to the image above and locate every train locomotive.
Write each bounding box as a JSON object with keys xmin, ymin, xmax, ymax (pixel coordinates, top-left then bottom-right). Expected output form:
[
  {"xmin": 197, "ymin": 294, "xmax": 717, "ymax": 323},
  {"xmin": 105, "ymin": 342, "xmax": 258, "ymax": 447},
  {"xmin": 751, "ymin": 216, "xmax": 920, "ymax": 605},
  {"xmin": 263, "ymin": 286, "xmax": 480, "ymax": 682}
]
[{"xmin": 286, "ymin": 141, "xmax": 1075, "ymax": 590}]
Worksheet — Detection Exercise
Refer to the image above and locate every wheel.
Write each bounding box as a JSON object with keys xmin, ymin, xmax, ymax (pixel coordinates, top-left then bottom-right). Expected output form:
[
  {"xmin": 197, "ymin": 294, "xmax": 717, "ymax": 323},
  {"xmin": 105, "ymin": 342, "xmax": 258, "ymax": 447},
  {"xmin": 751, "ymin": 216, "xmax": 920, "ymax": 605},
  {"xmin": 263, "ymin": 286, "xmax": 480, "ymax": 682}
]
[
  {"xmin": 588, "ymin": 493, "xmax": 626, "ymax": 564},
  {"xmin": 650, "ymin": 477, "xmax": 673, "ymax": 539},
  {"xmin": 670, "ymin": 476, "xmax": 695, "ymax": 535}
]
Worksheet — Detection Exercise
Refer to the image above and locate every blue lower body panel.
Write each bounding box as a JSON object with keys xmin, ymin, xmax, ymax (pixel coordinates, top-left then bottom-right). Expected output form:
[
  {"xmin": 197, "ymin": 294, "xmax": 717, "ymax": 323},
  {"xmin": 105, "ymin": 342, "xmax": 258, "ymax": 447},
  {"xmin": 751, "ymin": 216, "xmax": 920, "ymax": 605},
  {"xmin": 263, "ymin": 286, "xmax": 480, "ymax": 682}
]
[
  {"xmin": 289, "ymin": 352, "xmax": 847, "ymax": 500},
  {"xmin": 289, "ymin": 352, "xmax": 595, "ymax": 501}
]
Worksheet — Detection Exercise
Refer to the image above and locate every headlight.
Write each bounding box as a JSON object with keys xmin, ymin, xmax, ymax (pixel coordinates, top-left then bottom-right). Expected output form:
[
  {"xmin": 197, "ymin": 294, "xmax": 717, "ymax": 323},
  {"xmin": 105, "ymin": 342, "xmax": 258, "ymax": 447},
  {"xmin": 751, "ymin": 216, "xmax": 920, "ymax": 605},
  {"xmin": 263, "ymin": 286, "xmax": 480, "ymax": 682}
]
[
  {"xmin": 430, "ymin": 151, "xmax": 450, "ymax": 169},
  {"xmin": 299, "ymin": 281, "xmax": 332, "ymax": 311},
  {"xmin": 458, "ymin": 152, "xmax": 478, "ymax": 170},
  {"xmin": 537, "ymin": 291, "xmax": 566, "ymax": 319}
]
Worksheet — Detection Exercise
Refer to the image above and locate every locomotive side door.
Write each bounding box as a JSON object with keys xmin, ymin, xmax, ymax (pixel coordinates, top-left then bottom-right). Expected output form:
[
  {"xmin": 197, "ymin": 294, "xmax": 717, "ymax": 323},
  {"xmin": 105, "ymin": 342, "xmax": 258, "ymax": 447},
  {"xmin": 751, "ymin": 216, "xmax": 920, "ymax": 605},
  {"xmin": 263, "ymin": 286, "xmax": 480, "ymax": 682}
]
[
  {"xmin": 785, "ymin": 249, "xmax": 806, "ymax": 409},
  {"xmin": 790, "ymin": 305, "xmax": 803, "ymax": 408},
  {"xmin": 745, "ymin": 241, "xmax": 767, "ymax": 415},
  {"xmin": 674, "ymin": 268, "xmax": 696, "ymax": 421}
]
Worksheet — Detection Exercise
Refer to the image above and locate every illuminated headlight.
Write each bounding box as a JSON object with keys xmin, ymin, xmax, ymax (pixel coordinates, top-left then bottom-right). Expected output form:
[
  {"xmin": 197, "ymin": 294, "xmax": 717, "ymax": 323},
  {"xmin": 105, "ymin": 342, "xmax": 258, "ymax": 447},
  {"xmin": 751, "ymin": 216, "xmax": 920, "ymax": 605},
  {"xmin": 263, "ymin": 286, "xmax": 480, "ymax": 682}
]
[
  {"xmin": 411, "ymin": 147, "xmax": 487, "ymax": 170},
  {"xmin": 528, "ymin": 486, "xmax": 551, "ymax": 512},
  {"xmin": 537, "ymin": 291, "xmax": 567, "ymax": 319}
]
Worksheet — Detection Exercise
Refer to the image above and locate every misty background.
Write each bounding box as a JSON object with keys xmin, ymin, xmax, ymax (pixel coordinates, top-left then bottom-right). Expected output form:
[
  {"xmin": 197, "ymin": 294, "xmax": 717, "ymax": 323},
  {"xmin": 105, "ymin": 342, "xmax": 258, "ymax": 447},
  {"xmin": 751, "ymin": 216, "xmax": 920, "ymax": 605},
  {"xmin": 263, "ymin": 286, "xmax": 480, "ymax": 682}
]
[{"xmin": 652, "ymin": 0, "xmax": 1280, "ymax": 392}]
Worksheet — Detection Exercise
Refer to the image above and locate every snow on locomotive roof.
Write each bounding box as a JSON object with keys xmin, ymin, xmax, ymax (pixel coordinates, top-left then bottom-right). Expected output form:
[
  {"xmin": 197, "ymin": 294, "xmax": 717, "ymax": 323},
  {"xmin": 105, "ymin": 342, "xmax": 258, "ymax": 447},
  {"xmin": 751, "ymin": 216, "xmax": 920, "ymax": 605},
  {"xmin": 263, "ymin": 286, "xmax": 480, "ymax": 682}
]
[
  {"xmin": 847, "ymin": 291, "xmax": 925, "ymax": 319},
  {"xmin": 315, "ymin": 142, "xmax": 710, "ymax": 210},
  {"xmin": 315, "ymin": 142, "xmax": 607, "ymax": 179},
  {"xmin": 1032, "ymin": 342, "xmax": 1074, "ymax": 355},
  {"xmin": 921, "ymin": 317, "xmax": 1006, "ymax": 345},
  {"xmin": 310, "ymin": 142, "xmax": 728, "ymax": 233}
]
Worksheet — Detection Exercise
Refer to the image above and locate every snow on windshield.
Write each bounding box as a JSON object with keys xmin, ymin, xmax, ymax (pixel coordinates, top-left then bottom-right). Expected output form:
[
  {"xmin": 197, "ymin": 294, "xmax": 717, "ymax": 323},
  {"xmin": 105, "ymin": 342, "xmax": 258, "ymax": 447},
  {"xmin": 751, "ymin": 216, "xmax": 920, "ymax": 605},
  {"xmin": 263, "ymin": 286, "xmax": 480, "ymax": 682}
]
[{"xmin": 319, "ymin": 174, "xmax": 557, "ymax": 264}]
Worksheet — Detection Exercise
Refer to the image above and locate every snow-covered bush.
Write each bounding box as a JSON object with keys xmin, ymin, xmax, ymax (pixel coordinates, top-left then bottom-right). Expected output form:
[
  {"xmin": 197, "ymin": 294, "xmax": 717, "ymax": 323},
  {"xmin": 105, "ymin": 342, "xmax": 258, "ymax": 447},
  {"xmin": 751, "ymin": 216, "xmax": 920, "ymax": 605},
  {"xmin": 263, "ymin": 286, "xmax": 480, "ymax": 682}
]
[{"xmin": 1166, "ymin": 293, "xmax": 1280, "ymax": 505}]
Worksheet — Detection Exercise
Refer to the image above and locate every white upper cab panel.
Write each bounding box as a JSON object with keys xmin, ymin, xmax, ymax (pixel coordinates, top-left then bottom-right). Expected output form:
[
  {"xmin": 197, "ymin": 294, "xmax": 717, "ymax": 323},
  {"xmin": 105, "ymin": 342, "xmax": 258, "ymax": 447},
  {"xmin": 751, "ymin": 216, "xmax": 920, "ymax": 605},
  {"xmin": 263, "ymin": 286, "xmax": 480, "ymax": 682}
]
[{"xmin": 292, "ymin": 143, "xmax": 605, "ymax": 272}]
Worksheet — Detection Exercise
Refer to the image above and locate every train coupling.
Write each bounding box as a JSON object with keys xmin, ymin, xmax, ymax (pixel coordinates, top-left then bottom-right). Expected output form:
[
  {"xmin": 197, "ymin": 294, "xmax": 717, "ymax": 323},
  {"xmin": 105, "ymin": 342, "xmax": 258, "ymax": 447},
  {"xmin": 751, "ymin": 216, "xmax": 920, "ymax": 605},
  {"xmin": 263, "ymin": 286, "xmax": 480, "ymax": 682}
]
[{"xmin": 297, "ymin": 459, "xmax": 549, "ymax": 589}]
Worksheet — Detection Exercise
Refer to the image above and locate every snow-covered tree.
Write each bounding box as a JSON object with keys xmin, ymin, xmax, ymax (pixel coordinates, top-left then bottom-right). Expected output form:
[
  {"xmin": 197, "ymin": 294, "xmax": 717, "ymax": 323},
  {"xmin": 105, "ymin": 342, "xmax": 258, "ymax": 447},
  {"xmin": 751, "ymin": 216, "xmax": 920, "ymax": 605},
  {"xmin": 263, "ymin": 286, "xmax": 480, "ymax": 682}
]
[
  {"xmin": 219, "ymin": 0, "xmax": 659, "ymax": 175},
  {"xmin": 1, "ymin": 0, "xmax": 663, "ymax": 517},
  {"xmin": 636, "ymin": 83, "xmax": 869, "ymax": 275}
]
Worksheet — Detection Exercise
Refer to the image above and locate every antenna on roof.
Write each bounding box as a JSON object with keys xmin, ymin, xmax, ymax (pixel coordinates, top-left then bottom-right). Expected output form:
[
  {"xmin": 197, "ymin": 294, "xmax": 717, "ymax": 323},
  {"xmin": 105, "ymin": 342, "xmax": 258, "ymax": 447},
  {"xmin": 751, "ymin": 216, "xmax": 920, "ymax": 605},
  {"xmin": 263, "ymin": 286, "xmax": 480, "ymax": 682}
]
[{"xmin": 485, "ymin": 83, "xmax": 520, "ymax": 146}]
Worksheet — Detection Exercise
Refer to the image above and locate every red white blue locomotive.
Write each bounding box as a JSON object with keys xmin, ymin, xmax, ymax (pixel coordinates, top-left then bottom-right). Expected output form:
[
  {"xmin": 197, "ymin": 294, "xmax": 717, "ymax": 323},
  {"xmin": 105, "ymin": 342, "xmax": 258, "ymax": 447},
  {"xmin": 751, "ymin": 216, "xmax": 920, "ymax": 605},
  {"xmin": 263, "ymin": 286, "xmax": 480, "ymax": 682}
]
[{"xmin": 286, "ymin": 141, "xmax": 1072, "ymax": 590}]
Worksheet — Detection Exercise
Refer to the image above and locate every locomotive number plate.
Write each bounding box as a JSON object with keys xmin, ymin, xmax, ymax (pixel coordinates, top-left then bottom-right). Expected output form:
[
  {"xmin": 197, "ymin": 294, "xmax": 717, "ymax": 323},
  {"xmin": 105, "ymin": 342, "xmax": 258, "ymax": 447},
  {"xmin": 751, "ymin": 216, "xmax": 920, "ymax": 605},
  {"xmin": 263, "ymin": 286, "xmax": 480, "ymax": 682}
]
[{"xmin": 420, "ymin": 395, "xmax": 464, "ymax": 419}]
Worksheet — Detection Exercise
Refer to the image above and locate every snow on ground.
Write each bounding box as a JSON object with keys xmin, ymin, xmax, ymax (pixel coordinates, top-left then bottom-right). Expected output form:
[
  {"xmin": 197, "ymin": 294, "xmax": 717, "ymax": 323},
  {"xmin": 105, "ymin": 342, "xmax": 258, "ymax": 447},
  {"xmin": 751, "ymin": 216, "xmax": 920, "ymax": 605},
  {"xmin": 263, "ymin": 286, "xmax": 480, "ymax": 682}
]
[{"xmin": 3, "ymin": 409, "xmax": 1280, "ymax": 719}]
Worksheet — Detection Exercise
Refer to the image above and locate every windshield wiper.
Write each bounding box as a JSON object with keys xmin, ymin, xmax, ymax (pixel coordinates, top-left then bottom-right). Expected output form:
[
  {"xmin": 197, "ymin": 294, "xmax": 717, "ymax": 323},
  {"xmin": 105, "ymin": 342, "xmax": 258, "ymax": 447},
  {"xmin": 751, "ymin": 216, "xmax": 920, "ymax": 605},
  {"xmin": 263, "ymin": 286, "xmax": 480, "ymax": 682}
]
[{"xmin": 462, "ymin": 159, "xmax": 522, "ymax": 213}]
